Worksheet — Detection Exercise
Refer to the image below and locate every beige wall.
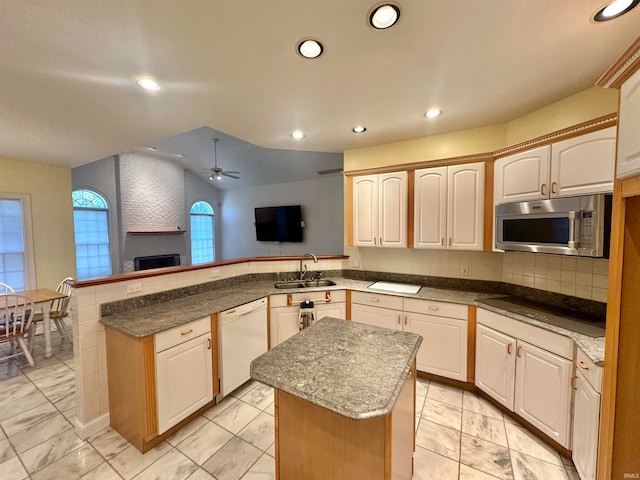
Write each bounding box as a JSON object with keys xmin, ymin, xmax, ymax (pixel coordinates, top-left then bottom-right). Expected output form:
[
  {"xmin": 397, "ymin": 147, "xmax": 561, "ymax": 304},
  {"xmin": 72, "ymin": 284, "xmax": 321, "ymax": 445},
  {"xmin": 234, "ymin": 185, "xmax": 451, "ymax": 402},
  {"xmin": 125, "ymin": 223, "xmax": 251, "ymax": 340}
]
[
  {"xmin": 0, "ymin": 157, "xmax": 75, "ymax": 289},
  {"xmin": 344, "ymin": 86, "xmax": 619, "ymax": 172}
]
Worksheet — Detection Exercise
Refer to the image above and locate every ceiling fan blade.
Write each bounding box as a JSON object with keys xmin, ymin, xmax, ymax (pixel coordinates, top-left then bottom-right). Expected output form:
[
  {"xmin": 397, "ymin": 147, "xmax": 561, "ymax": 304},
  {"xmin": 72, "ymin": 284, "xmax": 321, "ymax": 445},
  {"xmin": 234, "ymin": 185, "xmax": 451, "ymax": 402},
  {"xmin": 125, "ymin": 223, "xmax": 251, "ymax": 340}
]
[
  {"xmin": 222, "ymin": 172, "xmax": 240, "ymax": 179},
  {"xmin": 223, "ymin": 171, "xmax": 240, "ymax": 174}
]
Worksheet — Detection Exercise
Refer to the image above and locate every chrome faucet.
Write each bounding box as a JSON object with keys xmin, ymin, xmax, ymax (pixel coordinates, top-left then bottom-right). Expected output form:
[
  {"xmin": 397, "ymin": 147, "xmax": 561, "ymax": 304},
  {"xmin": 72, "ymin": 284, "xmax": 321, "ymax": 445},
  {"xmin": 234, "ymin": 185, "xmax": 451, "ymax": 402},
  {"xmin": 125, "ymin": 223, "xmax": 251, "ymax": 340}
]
[{"xmin": 299, "ymin": 253, "xmax": 318, "ymax": 280}]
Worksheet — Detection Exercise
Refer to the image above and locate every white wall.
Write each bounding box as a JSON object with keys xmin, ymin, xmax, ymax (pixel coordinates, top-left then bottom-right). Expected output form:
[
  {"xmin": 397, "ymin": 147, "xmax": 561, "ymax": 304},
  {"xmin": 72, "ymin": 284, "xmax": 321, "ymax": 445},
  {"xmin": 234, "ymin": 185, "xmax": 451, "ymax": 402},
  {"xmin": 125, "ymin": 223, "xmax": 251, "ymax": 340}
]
[{"xmin": 221, "ymin": 176, "xmax": 344, "ymax": 259}]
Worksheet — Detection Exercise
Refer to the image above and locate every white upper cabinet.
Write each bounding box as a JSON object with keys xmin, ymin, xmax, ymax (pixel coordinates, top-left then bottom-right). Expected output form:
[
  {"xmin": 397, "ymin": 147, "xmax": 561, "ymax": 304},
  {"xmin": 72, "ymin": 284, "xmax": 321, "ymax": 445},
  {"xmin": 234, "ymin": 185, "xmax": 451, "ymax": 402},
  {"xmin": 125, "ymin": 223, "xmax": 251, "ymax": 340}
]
[
  {"xmin": 617, "ymin": 67, "xmax": 640, "ymax": 179},
  {"xmin": 495, "ymin": 128, "xmax": 616, "ymax": 204},
  {"xmin": 494, "ymin": 145, "xmax": 551, "ymax": 204},
  {"xmin": 414, "ymin": 162, "xmax": 484, "ymax": 250},
  {"xmin": 550, "ymin": 127, "xmax": 616, "ymax": 196},
  {"xmin": 353, "ymin": 172, "xmax": 407, "ymax": 248}
]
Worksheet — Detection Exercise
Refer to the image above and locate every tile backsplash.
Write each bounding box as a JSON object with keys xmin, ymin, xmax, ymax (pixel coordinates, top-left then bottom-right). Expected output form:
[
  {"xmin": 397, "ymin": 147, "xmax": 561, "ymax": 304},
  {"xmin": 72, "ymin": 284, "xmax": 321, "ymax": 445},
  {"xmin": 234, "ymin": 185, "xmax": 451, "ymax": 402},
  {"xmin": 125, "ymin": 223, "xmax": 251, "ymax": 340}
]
[{"xmin": 344, "ymin": 246, "xmax": 608, "ymax": 302}]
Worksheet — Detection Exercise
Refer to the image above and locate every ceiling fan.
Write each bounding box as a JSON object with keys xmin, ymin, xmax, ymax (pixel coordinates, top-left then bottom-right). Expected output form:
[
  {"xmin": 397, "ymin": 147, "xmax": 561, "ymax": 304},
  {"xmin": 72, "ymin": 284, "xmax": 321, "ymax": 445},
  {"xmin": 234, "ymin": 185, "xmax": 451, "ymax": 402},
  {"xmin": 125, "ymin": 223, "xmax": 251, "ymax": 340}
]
[{"xmin": 206, "ymin": 138, "xmax": 240, "ymax": 181}]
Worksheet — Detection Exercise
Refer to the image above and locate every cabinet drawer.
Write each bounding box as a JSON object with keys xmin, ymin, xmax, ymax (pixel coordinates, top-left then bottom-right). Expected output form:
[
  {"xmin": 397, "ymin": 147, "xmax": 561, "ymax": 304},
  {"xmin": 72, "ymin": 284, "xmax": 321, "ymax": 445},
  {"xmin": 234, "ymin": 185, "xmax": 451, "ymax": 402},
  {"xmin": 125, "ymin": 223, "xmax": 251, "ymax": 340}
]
[
  {"xmin": 270, "ymin": 290, "xmax": 346, "ymax": 308},
  {"xmin": 351, "ymin": 290, "xmax": 403, "ymax": 310},
  {"xmin": 477, "ymin": 308, "xmax": 573, "ymax": 360},
  {"xmin": 155, "ymin": 316, "xmax": 211, "ymax": 353},
  {"xmin": 576, "ymin": 347, "xmax": 603, "ymax": 394},
  {"xmin": 403, "ymin": 298, "xmax": 467, "ymax": 320}
]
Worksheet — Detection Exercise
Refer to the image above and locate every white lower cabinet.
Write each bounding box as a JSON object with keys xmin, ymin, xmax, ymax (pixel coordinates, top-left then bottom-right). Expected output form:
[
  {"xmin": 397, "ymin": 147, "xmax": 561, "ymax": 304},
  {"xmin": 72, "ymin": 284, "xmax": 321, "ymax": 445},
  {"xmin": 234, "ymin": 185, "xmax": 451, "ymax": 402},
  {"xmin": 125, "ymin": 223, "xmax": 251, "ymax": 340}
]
[
  {"xmin": 352, "ymin": 292, "xmax": 468, "ymax": 381},
  {"xmin": 155, "ymin": 317, "xmax": 213, "ymax": 434},
  {"xmin": 476, "ymin": 309, "xmax": 573, "ymax": 448},
  {"xmin": 572, "ymin": 349, "xmax": 602, "ymax": 480},
  {"xmin": 269, "ymin": 290, "xmax": 346, "ymax": 347}
]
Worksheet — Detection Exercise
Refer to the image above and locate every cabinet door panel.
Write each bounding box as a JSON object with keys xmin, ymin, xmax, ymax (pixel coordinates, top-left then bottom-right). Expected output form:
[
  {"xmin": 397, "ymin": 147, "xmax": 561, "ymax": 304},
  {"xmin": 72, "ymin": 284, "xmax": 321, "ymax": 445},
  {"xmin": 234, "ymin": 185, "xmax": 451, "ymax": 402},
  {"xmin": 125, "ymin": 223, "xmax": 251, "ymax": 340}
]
[
  {"xmin": 379, "ymin": 172, "xmax": 408, "ymax": 247},
  {"xmin": 475, "ymin": 324, "xmax": 516, "ymax": 410},
  {"xmin": 353, "ymin": 175, "xmax": 378, "ymax": 246},
  {"xmin": 550, "ymin": 127, "xmax": 615, "ymax": 197},
  {"xmin": 315, "ymin": 302, "xmax": 346, "ymax": 321},
  {"xmin": 270, "ymin": 308, "xmax": 301, "ymax": 347},
  {"xmin": 572, "ymin": 370, "xmax": 600, "ymax": 480},
  {"xmin": 617, "ymin": 68, "xmax": 640, "ymax": 179},
  {"xmin": 494, "ymin": 146, "xmax": 550, "ymax": 203},
  {"xmin": 156, "ymin": 333, "xmax": 213, "ymax": 434},
  {"xmin": 407, "ymin": 312, "xmax": 467, "ymax": 381},
  {"xmin": 414, "ymin": 167, "xmax": 447, "ymax": 248},
  {"xmin": 351, "ymin": 303, "xmax": 401, "ymax": 330},
  {"xmin": 448, "ymin": 163, "xmax": 485, "ymax": 250},
  {"xmin": 514, "ymin": 341, "xmax": 572, "ymax": 448}
]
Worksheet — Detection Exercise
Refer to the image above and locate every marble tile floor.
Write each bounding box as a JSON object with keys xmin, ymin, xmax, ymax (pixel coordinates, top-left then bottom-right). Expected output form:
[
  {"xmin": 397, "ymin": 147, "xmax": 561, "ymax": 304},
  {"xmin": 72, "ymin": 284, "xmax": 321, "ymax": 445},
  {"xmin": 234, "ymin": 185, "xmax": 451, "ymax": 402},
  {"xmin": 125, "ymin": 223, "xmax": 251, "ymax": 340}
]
[{"xmin": 0, "ymin": 336, "xmax": 581, "ymax": 480}]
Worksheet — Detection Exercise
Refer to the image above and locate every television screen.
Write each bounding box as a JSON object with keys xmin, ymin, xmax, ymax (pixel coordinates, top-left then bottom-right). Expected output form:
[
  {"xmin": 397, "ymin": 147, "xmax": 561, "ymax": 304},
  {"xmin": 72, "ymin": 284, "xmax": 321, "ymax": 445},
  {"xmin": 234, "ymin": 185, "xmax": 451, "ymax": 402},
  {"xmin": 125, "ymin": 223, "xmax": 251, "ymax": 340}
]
[{"xmin": 255, "ymin": 205, "xmax": 303, "ymax": 242}]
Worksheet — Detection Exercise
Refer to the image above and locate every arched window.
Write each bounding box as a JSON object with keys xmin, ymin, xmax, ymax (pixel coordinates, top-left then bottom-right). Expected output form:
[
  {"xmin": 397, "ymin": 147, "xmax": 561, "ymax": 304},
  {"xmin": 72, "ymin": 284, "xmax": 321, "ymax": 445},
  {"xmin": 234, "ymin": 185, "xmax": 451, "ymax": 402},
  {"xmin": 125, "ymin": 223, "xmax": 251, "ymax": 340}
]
[
  {"xmin": 72, "ymin": 189, "xmax": 112, "ymax": 280},
  {"xmin": 190, "ymin": 201, "xmax": 214, "ymax": 265}
]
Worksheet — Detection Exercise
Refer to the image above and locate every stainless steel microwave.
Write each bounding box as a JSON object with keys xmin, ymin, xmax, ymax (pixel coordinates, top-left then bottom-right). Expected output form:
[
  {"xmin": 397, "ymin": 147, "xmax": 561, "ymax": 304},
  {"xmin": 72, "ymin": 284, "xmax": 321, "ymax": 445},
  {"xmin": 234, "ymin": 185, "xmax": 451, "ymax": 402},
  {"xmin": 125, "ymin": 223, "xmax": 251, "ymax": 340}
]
[{"xmin": 495, "ymin": 194, "xmax": 612, "ymax": 257}]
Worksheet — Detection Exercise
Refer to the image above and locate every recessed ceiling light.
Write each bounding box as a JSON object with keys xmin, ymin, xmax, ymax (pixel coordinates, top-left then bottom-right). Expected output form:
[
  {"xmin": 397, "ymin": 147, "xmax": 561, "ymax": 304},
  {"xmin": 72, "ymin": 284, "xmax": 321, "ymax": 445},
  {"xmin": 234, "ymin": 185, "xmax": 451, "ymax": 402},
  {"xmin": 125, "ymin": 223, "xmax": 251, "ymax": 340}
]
[
  {"xmin": 136, "ymin": 77, "xmax": 161, "ymax": 91},
  {"xmin": 291, "ymin": 130, "xmax": 305, "ymax": 140},
  {"xmin": 593, "ymin": 0, "xmax": 639, "ymax": 21},
  {"xmin": 297, "ymin": 39, "xmax": 324, "ymax": 59},
  {"xmin": 353, "ymin": 126, "xmax": 367, "ymax": 133},
  {"xmin": 425, "ymin": 109, "xmax": 442, "ymax": 118},
  {"xmin": 369, "ymin": 4, "xmax": 401, "ymax": 29}
]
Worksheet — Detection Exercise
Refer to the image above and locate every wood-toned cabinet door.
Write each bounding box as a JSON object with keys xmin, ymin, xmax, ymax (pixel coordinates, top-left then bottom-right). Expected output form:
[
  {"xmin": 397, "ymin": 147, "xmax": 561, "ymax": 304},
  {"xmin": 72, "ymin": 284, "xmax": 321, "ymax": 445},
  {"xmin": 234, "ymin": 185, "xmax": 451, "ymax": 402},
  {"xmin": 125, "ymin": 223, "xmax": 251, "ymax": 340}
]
[
  {"xmin": 494, "ymin": 145, "xmax": 551, "ymax": 203},
  {"xmin": 378, "ymin": 171, "xmax": 408, "ymax": 248},
  {"xmin": 447, "ymin": 162, "xmax": 485, "ymax": 250},
  {"xmin": 353, "ymin": 175, "xmax": 379, "ymax": 246},
  {"xmin": 475, "ymin": 324, "xmax": 516, "ymax": 410},
  {"xmin": 414, "ymin": 166, "xmax": 447, "ymax": 249},
  {"xmin": 406, "ymin": 312, "xmax": 467, "ymax": 381},
  {"xmin": 351, "ymin": 303, "xmax": 402, "ymax": 330},
  {"xmin": 572, "ymin": 370, "xmax": 601, "ymax": 480},
  {"xmin": 550, "ymin": 126, "xmax": 616, "ymax": 197},
  {"xmin": 156, "ymin": 332, "xmax": 213, "ymax": 434},
  {"xmin": 514, "ymin": 340, "xmax": 572, "ymax": 448},
  {"xmin": 269, "ymin": 307, "xmax": 300, "ymax": 347},
  {"xmin": 617, "ymin": 67, "xmax": 640, "ymax": 179}
]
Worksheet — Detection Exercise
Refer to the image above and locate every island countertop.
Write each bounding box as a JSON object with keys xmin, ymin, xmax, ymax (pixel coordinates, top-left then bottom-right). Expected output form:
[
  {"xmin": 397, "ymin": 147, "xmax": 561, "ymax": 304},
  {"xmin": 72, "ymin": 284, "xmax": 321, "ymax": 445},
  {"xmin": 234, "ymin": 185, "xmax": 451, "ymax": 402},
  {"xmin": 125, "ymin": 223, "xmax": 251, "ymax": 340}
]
[{"xmin": 250, "ymin": 317, "xmax": 422, "ymax": 420}]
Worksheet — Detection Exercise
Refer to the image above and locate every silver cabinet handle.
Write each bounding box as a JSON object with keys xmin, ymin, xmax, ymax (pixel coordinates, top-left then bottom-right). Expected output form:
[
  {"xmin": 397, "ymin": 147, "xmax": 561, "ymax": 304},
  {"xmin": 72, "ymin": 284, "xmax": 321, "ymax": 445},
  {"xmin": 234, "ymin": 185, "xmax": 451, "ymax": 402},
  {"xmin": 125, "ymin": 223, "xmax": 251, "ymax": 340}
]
[{"xmin": 568, "ymin": 211, "xmax": 578, "ymax": 249}]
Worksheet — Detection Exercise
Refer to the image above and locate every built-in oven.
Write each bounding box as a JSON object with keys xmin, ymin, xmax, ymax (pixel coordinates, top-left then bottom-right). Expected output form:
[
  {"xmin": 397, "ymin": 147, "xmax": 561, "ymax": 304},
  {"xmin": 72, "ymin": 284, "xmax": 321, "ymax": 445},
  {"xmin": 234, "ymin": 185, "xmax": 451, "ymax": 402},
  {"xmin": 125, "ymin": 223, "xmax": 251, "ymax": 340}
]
[{"xmin": 495, "ymin": 194, "xmax": 612, "ymax": 257}]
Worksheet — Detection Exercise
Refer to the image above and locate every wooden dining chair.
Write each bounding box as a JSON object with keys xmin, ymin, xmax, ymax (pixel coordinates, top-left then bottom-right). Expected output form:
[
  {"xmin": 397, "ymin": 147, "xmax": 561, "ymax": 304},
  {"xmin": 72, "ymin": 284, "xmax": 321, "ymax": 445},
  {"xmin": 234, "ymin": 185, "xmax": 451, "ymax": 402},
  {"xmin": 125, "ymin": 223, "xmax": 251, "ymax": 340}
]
[
  {"xmin": 29, "ymin": 277, "xmax": 73, "ymax": 350},
  {"xmin": 0, "ymin": 293, "xmax": 36, "ymax": 367},
  {"xmin": 0, "ymin": 282, "xmax": 14, "ymax": 294}
]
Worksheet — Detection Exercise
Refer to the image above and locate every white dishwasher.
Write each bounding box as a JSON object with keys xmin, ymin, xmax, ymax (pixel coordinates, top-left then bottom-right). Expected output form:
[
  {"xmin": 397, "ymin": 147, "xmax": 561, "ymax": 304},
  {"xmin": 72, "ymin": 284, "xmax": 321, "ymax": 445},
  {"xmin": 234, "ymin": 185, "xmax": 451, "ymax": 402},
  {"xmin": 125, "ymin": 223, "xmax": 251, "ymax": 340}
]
[{"xmin": 219, "ymin": 297, "xmax": 268, "ymax": 397}]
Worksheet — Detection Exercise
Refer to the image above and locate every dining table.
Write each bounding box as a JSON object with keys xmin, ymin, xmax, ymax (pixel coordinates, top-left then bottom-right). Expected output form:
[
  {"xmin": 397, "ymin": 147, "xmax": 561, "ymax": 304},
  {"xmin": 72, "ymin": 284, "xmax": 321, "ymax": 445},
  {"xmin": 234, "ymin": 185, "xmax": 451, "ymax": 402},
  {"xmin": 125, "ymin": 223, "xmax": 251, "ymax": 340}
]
[{"xmin": 18, "ymin": 288, "xmax": 68, "ymax": 358}]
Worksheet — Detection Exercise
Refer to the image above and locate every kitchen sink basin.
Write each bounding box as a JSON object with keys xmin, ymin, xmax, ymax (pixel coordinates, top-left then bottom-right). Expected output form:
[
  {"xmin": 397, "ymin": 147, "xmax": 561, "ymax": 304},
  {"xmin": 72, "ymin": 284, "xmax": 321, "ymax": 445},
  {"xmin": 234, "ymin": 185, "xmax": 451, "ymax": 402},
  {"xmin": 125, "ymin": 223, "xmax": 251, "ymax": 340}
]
[
  {"xmin": 302, "ymin": 279, "xmax": 336, "ymax": 288},
  {"xmin": 273, "ymin": 279, "xmax": 337, "ymax": 289}
]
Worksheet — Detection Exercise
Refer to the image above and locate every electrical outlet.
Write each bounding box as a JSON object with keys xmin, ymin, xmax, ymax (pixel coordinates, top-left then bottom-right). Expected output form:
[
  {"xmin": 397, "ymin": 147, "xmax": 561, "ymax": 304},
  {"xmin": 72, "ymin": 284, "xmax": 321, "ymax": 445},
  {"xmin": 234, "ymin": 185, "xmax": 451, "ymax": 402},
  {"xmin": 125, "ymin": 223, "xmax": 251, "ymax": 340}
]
[
  {"xmin": 126, "ymin": 282, "xmax": 142, "ymax": 293},
  {"xmin": 211, "ymin": 269, "xmax": 221, "ymax": 278},
  {"xmin": 460, "ymin": 265, "xmax": 470, "ymax": 277}
]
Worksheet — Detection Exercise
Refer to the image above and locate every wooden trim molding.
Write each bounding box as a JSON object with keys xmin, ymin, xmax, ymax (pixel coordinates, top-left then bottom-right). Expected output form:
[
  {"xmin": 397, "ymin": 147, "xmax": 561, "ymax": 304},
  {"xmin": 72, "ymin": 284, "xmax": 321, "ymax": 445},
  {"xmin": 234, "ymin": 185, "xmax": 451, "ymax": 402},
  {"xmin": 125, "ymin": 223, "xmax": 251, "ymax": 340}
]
[
  {"xmin": 467, "ymin": 305, "xmax": 477, "ymax": 383},
  {"xmin": 597, "ymin": 36, "xmax": 640, "ymax": 89},
  {"xmin": 493, "ymin": 114, "xmax": 618, "ymax": 159},
  {"xmin": 346, "ymin": 176, "xmax": 353, "ymax": 247},
  {"xmin": 483, "ymin": 160, "xmax": 495, "ymax": 251},
  {"xmin": 210, "ymin": 313, "xmax": 220, "ymax": 397},
  {"xmin": 407, "ymin": 170, "xmax": 415, "ymax": 248}
]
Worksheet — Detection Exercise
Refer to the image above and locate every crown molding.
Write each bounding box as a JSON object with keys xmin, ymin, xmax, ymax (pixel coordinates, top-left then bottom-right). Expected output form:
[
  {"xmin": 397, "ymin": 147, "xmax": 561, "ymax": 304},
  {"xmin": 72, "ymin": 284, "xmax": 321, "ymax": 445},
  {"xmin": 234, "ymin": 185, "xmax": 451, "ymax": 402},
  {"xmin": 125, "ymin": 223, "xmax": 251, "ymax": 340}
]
[{"xmin": 597, "ymin": 36, "xmax": 640, "ymax": 89}]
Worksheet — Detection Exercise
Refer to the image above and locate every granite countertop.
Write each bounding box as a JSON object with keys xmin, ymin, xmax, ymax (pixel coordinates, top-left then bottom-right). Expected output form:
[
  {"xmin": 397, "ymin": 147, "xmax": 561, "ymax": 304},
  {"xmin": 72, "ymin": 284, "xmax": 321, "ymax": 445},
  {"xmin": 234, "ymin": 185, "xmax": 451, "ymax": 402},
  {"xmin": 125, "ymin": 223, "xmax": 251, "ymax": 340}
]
[
  {"xmin": 98, "ymin": 275, "xmax": 605, "ymax": 365},
  {"xmin": 475, "ymin": 297, "xmax": 606, "ymax": 366},
  {"xmin": 250, "ymin": 317, "xmax": 422, "ymax": 420}
]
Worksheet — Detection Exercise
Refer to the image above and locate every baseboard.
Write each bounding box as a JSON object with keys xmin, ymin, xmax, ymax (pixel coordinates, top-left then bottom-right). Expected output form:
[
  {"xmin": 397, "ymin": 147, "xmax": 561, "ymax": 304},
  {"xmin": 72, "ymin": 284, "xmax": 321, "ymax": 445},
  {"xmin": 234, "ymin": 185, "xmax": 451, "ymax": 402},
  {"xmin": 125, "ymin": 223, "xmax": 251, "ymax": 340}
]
[{"xmin": 74, "ymin": 413, "xmax": 110, "ymax": 439}]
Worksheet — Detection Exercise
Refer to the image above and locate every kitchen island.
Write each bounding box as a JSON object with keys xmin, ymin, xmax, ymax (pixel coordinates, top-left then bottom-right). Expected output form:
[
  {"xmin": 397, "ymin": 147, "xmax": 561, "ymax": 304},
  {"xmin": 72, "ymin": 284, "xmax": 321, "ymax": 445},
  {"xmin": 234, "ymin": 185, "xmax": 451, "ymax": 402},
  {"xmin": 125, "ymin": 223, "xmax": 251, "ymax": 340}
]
[{"xmin": 250, "ymin": 317, "xmax": 422, "ymax": 480}]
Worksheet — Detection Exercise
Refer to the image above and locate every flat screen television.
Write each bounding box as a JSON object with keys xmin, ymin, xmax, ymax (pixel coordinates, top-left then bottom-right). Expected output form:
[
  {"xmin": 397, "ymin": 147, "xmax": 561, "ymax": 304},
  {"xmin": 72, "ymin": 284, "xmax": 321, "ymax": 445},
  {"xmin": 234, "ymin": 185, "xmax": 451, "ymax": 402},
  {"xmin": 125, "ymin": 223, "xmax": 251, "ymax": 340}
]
[{"xmin": 255, "ymin": 205, "xmax": 303, "ymax": 242}]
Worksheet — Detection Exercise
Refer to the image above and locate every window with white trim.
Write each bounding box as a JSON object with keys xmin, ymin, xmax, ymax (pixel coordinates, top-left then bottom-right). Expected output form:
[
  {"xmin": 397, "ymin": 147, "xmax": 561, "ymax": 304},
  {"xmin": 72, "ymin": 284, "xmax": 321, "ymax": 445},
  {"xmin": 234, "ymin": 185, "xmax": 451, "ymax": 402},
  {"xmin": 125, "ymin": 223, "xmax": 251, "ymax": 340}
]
[
  {"xmin": 72, "ymin": 189, "xmax": 112, "ymax": 280},
  {"xmin": 0, "ymin": 193, "xmax": 35, "ymax": 290},
  {"xmin": 190, "ymin": 201, "xmax": 215, "ymax": 265}
]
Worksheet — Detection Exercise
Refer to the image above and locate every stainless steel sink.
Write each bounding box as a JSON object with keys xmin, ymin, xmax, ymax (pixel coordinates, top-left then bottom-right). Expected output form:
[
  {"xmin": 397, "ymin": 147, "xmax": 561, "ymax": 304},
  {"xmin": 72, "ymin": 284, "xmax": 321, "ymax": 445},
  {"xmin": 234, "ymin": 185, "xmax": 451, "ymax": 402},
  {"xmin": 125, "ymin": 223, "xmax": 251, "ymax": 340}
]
[
  {"xmin": 273, "ymin": 279, "xmax": 337, "ymax": 289},
  {"xmin": 273, "ymin": 281, "xmax": 307, "ymax": 289},
  {"xmin": 302, "ymin": 279, "xmax": 336, "ymax": 288}
]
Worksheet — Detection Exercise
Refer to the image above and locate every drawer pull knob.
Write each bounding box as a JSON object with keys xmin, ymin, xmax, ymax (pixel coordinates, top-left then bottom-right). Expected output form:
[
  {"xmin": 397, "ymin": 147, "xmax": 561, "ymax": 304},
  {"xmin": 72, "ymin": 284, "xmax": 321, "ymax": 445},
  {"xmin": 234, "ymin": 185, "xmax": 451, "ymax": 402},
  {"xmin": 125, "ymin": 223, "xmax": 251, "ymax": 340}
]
[
  {"xmin": 397, "ymin": 315, "xmax": 401, "ymax": 325},
  {"xmin": 181, "ymin": 329, "xmax": 193, "ymax": 336},
  {"xmin": 428, "ymin": 305, "xmax": 439, "ymax": 311},
  {"xmin": 577, "ymin": 360, "xmax": 590, "ymax": 370},
  {"xmin": 371, "ymin": 298, "xmax": 380, "ymax": 302},
  {"xmin": 507, "ymin": 343, "xmax": 512, "ymax": 355},
  {"xmin": 571, "ymin": 375, "xmax": 578, "ymax": 390},
  {"xmin": 404, "ymin": 315, "xmax": 408, "ymax": 326},
  {"xmin": 207, "ymin": 338, "xmax": 212, "ymax": 350},
  {"xmin": 516, "ymin": 345, "xmax": 522, "ymax": 357}
]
